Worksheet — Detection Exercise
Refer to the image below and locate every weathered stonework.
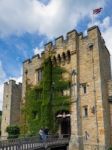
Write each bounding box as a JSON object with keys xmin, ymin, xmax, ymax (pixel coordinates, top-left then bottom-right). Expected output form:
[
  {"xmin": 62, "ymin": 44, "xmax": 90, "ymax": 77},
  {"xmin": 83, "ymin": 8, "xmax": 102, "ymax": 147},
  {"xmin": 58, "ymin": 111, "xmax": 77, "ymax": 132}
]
[
  {"xmin": 21, "ymin": 26, "xmax": 112, "ymax": 149},
  {"xmin": 0, "ymin": 25, "xmax": 110, "ymax": 149},
  {"xmin": 1, "ymin": 80, "xmax": 22, "ymax": 139},
  {"xmin": 108, "ymin": 80, "xmax": 112, "ymax": 144}
]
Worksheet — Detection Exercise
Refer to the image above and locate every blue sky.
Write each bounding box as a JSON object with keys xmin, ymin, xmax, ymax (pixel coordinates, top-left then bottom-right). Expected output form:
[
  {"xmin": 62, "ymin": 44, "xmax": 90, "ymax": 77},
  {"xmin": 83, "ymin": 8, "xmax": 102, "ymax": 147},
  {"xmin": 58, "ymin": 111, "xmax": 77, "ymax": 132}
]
[{"xmin": 0, "ymin": 0, "xmax": 112, "ymax": 110}]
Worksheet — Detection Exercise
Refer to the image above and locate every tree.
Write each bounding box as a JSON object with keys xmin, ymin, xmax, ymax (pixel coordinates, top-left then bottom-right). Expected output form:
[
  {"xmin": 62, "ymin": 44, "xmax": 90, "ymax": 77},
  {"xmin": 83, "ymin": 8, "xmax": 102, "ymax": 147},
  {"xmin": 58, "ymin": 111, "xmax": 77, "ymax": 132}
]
[
  {"xmin": 23, "ymin": 57, "xmax": 70, "ymax": 135},
  {"xmin": 6, "ymin": 125, "xmax": 20, "ymax": 139}
]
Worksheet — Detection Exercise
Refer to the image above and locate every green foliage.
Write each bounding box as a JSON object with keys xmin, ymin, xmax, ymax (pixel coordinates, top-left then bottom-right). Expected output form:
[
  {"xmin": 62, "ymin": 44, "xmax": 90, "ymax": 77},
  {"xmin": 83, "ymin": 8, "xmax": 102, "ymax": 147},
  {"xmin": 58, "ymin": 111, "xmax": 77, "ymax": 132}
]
[
  {"xmin": 6, "ymin": 125, "xmax": 20, "ymax": 139},
  {"xmin": 23, "ymin": 86, "xmax": 42, "ymax": 135},
  {"xmin": 108, "ymin": 148, "xmax": 112, "ymax": 150},
  {"xmin": 23, "ymin": 57, "xmax": 70, "ymax": 135}
]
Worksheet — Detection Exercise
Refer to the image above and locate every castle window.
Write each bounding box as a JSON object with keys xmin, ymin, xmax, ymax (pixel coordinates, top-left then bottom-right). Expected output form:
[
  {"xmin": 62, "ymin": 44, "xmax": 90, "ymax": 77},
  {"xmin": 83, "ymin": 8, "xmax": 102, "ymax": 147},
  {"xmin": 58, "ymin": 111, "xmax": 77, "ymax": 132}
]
[
  {"xmin": 83, "ymin": 106, "xmax": 88, "ymax": 117},
  {"xmin": 53, "ymin": 56, "xmax": 57, "ymax": 64},
  {"xmin": 62, "ymin": 52, "xmax": 66, "ymax": 62},
  {"xmin": 82, "ymin": 83, "xmax": 87, "ymax": 94},
  {"xmin": 57, "ymin": 54, "xmax": 61, "ymax": 63},
  {"xmin": 25, "ymin": 70, "xmax": 28, "ymax": 75},
  {"xmin": 67, "ymin": 50, "xmax": 71, "ymax": 62},
  {"xmin": 85, "ymin": 131, "xmax": 89, "ymax": 140},
  {"xmin": 88, "ymin": 43, "xmax": 93, "ymax": 50},
  {"xmin": 91, "ymin": 106, "xmax": 95, "ymax": 114},
  {"xmin": 37, "ymin": 68, "xmax": 42, "ymax": 81}
]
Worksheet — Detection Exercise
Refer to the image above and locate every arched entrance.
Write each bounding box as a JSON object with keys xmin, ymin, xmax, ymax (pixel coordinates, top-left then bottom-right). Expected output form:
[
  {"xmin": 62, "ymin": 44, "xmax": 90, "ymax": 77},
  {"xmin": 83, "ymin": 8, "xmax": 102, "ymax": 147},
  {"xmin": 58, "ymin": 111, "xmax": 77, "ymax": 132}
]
[{"xmin": 56, "ymin": 111, "xmax": 71, "ymax": 137}]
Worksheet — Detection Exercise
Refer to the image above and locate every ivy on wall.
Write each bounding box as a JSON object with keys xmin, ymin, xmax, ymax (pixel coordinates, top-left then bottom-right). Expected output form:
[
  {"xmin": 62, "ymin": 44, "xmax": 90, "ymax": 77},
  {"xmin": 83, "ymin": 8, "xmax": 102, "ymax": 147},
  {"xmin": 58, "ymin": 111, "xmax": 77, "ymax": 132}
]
[{"xmin": 23, "ymin": 57, "xmax": 70, "ymax": 135}]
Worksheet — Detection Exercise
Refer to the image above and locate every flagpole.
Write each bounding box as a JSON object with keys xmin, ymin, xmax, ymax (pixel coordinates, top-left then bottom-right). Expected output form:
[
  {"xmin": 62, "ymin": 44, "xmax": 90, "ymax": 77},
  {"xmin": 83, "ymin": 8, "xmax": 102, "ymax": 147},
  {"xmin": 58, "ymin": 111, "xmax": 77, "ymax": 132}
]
[
  {"xmin": 92, "ymin": 13, "xmax": 94, "ymax": 26},
  {"xmin": 92, "ymin": 9, "xmax": 94, "ymax": 26}
]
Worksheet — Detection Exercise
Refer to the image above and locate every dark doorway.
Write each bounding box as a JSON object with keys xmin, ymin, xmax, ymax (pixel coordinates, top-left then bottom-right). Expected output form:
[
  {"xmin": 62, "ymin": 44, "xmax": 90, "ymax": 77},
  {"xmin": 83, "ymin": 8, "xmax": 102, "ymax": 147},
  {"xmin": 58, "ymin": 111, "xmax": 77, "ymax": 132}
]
[
  {"xmin": 61, "ymin": 117, "xmax": 71, "ymax": 137},
  {"xmin": 56, "ymin": 111, "xmax": 71, "ymax": 137}
]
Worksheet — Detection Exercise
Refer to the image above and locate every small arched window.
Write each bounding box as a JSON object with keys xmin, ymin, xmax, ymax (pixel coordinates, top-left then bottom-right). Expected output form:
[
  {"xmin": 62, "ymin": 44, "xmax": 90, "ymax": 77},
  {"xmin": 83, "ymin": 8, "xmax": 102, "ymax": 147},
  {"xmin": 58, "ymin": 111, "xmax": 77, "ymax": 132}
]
[
  {"xmin": 67, "ymin": 50, "xmax": 71, "ymax": 62},
  {"xmin": 25, "ymin": 70, "xmax": 28, "ymax": 75},
  {"xmin": 53, "ymin": 56, "xmax": 57, "ymax": 64},
  {"xmin": 62, "ymin": 52, "xmax": 66, "ymax": 61},
  {"xmin": 57, "ymin": 54, "xmax": 61, "ymax": 63}
]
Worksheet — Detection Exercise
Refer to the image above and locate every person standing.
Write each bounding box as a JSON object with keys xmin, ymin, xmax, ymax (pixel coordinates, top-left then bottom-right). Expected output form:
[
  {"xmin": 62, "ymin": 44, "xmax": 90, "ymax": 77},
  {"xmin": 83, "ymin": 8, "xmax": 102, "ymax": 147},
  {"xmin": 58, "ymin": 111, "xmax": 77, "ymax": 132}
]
[
  {"xmin": 44, "ymin": 128, "xmax": 49, "ymax": 139},
  {"xmin": 39, "ymin": 128, "xmax": 44, "ymax": 142}
]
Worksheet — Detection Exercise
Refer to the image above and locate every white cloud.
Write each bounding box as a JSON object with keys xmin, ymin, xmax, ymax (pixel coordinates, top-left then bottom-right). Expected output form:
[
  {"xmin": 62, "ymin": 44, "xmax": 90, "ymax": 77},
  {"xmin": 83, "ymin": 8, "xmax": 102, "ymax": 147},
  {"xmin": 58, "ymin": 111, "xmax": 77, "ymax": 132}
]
[
  {"xmin": 0, "ymin": 0, "xmax": 105, "ymax": 38},
  {"xmin": 89, "ymin": 16, "xmax": 111, "ymax": 30},
  {"xmin": 101, "ymin": 17, "xmax": 110, "ymax": 30},
  {"xmin": 0, "ymin": 61, "xmax": 6, "ymax": 110},
  {"xmin": 0, "ymin": 84, "xmax": 4, "ymax": 110},
  {"xmin": 0, "ymin": 61, "xmax": 6, "ymax": 83},
  {"xmin": 33, "ymin": 40, "xmax": 44, "ymax": 55},
  {"xmin": 33, "ymin": 47, "xmax": 43, "ymax": 55},
  {"xmin": 102, "ymin": 27, "xmax": 112, "ymax": 52},
  {"xmin": 102, "ymin": 25, "xmax": 112, "ymax": 70}
]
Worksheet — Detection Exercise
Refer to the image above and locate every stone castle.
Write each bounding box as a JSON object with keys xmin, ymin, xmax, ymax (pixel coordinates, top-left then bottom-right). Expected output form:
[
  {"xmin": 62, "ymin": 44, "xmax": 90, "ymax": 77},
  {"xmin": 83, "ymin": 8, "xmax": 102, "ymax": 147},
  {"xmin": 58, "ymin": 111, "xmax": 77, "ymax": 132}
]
[
  {"xmin": 1, "ymin": 26, "xmax": 112, "ymax": 150},
  {"xmin": 1, "ymin": 80, "xmax": 22, "ymax": 139}
]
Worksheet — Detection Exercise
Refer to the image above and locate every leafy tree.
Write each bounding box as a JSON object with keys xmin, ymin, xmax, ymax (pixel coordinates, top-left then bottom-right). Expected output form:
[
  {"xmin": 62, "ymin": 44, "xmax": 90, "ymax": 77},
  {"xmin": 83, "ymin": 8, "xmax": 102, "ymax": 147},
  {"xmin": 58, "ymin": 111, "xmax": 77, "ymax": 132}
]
[
  {"xmin": 6, "ymin": 125, "xmax": 20, "ymax": 139},
  {"xmin": 23, "ymin": 57, "xmax": 70, "ymax": 135}
]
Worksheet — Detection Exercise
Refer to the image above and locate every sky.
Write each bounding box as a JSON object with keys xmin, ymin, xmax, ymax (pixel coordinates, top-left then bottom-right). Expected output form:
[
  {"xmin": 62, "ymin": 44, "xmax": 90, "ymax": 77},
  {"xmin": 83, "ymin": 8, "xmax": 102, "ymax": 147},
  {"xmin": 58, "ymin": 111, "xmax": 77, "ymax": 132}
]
[{"xmin": 0, "ymin": 0, "xmax": 112, "ymax": 110}]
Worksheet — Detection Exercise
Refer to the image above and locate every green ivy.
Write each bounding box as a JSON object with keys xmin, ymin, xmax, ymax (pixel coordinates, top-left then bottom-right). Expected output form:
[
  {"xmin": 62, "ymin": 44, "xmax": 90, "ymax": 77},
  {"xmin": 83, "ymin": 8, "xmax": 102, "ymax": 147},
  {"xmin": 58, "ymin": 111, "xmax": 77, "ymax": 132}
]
[{"xmin": 23, "ymin": 57, "xmax": 70, "ymax": 135}]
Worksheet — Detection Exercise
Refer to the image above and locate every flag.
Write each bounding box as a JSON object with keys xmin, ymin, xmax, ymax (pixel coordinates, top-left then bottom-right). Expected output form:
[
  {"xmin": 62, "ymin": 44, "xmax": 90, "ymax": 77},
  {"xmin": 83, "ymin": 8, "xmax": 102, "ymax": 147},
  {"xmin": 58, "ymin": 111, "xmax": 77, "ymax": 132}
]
[{"xmin": 93, "ymin": 8, "xmax": 103, "ymax": 14}]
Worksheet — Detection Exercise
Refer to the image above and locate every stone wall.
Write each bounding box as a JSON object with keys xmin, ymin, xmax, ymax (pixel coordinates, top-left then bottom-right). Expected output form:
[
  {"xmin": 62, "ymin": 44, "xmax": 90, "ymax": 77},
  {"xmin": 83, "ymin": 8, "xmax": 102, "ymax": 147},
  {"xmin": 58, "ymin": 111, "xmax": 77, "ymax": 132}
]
[
  {"xmin": 22, "ymin": 26, "xmax": 112, "ymax": 150},
  {"xmin": 108, "ymin": 80, "xmax": 112, "ymax": 144},
  {"xmin": 1, "ymin": 80, "xmax": 22, "ymax": 139}
]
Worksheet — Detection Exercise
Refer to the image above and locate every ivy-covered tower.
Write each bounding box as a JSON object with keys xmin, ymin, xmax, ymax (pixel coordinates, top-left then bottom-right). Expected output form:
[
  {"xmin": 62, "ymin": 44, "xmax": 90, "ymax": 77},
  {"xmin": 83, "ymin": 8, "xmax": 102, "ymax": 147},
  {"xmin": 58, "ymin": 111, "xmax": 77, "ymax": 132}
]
[{"xmin": 21, "ymin": 26, "xmax": 112, "ymax": 150}]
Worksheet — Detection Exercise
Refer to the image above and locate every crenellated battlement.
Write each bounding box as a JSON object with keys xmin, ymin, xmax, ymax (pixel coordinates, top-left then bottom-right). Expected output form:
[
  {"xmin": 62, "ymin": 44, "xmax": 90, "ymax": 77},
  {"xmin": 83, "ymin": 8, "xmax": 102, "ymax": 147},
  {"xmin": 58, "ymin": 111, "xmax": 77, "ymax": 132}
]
[
  {"xmin": 67, "ymin": 29, "xmax": 78, "ymax": 40},
  {"xmin": 78, "ymin": 32, "xmax": 83, "ymax": 39},
  {"xmin": 4, "ymin": 80, "xmax": 22, "ymax": 87},
  {"xmin": 87, "ymin": 25, "xmax": 101, "ymax": 35},
  {"xmin": 44, "ymin": 42, "xmax": 53, "ymax": 51},
  {"xmin": 23, "ymin": 59, "xmax": 31, "ymax": 64},
  {"xmin": 23, "ymin": 26, "xmax": 104, "ymax": 66},
  {"xmin": 44, "ymin": 26, "xmax": 101, "ymax": 50},
  {"xmin": 23, "ymin": 52, "xmax": 44, "ymax": 66},
  {"xmin": 55, "ymin": 36, "xmax": 64, "ymax": 47},
  {"xmin": 44, "ymin": 29, "xmax": 78, "ymax": 50}
]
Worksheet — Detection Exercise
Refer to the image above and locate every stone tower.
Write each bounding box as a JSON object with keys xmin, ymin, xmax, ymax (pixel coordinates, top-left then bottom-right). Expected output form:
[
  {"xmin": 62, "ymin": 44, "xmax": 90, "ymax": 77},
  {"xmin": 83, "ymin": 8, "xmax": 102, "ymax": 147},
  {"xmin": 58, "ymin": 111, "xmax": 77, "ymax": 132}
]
[
  {"xmin": 21, "ymin": 26, "xmax": 112, "ymax": 150},
  {"xmin": 1, "ymin": 80, "xmax": 22, "ymax": 139}
]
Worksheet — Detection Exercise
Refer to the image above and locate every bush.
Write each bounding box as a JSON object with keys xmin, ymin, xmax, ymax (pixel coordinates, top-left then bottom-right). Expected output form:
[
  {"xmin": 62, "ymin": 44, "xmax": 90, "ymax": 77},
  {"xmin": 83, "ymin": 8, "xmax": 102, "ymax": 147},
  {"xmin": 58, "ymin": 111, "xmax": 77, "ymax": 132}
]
[{"xmin": 6, "ymin": 125, "xmax": 20, "ymax": 139}]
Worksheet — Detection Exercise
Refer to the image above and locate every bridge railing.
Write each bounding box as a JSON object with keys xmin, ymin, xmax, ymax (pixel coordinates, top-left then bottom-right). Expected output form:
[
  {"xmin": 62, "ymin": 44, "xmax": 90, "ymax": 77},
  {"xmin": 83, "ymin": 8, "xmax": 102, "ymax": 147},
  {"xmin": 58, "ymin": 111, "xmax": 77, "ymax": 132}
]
[{"xmin": 0, "ymin": 134, "xmax": 70, "ymax": 150}]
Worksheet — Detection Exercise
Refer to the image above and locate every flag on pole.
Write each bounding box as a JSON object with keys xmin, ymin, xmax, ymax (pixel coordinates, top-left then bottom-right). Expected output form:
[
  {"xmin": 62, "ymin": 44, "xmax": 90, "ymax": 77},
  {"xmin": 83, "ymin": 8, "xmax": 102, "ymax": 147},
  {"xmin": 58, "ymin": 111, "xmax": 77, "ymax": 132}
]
[{"xmin": 93, "ymin": 8, "xmax": 103, "ymax": 14}]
